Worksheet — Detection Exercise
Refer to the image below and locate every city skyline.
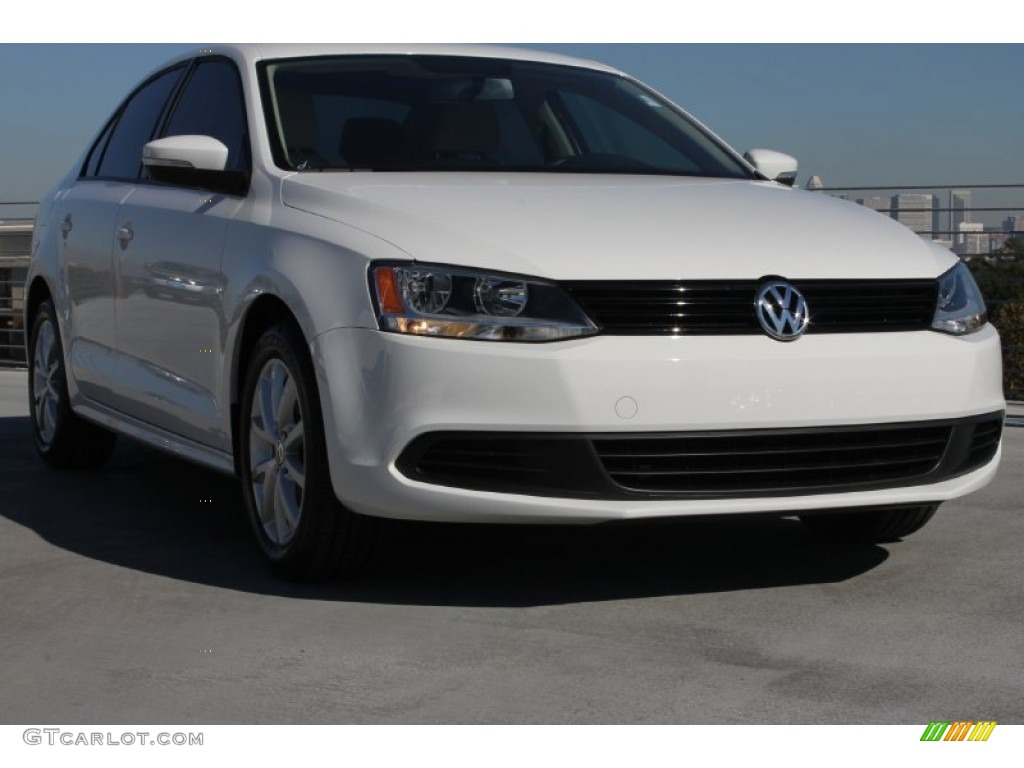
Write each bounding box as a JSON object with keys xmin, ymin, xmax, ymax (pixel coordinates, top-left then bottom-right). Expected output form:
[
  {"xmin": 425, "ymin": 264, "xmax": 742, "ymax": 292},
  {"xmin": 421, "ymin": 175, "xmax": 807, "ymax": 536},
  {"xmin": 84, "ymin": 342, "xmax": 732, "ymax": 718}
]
[
  {"xmin": 820, "ymin": 187, "xmax": 1021, "ymax": 252},
  {"xmin": 815, "ymin": 182, "xmax": 1022, "ymax": 236}
]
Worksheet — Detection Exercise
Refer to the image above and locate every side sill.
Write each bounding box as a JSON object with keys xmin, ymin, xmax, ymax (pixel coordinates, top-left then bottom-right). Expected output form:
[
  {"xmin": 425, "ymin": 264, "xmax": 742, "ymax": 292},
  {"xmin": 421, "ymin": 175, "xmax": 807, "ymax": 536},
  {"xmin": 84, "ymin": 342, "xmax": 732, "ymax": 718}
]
[{"xmin": 74, "ymin": 401, "xmax": 236, "ymax": 477}]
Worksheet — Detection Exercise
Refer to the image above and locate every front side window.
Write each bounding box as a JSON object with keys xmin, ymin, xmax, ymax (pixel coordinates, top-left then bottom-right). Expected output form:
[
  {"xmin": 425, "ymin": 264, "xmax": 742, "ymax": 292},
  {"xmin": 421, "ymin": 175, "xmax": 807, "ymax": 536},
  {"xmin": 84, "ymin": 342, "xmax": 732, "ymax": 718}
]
[
  {"xmin": 258, "ymin": 55, "xmax": 752, "ymax": 178},
  {"xmin": 95, "ymin": 66, "xmax": 185, "ymax": 180},
  {"xmin": 162, "ymin": 59, "xmax": 249, "ymax": 173}
]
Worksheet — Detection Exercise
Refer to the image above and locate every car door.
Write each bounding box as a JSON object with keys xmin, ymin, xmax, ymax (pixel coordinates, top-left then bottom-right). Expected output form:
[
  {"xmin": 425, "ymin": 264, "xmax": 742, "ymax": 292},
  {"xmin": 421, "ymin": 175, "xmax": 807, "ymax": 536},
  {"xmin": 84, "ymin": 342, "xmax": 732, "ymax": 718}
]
[
  {"xmin": 112, "ymin": 58, "xmax": 249, "ymax": 451},
  {"xmin": 56, "ymin": 66, "xmax": 185, "ymax": 405}
]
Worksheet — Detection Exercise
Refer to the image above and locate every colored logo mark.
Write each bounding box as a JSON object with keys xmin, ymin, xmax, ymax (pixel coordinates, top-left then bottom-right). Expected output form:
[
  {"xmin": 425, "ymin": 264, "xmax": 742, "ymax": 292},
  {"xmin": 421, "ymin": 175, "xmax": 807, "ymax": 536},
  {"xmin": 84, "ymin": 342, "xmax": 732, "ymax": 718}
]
[{"xmin": 920, "ymin": 721, "xmax": 997, "ymax": 742}]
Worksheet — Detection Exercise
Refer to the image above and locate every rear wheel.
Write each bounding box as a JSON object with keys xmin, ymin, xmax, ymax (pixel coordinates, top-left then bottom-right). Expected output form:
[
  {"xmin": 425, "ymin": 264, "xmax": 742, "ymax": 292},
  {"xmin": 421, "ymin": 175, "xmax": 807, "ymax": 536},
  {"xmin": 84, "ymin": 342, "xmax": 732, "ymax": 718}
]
[
  {"xmin": 238, "ymin": 323, "xmax": 376, "ymax": 581},
  {"xmin": 799, "ymin": 504, "xmax": 940, "ymax": 543},
  {"xmin": 28, "ymin": 299, "xmax": 117, "ymax": 469}
]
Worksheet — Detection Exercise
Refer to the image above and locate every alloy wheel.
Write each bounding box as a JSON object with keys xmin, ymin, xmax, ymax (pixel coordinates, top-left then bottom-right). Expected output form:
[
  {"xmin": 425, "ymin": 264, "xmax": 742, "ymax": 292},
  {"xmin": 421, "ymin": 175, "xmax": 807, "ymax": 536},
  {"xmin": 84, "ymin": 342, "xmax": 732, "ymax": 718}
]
[
  {"xmin": 32, "ymin": 317, "xmax": 60, "ymax": 447},
  {"xmin": 248, "ymin": 358, "xmax": 306, "ymax": 546}
]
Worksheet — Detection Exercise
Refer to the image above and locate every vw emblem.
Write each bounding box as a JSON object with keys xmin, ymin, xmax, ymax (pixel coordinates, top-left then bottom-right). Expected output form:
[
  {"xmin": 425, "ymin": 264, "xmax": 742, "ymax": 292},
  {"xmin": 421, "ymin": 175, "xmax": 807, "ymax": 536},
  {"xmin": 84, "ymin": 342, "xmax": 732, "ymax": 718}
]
[{"xmin": 755, "ymin": 280, "xmax": 810, "ymax": 341}]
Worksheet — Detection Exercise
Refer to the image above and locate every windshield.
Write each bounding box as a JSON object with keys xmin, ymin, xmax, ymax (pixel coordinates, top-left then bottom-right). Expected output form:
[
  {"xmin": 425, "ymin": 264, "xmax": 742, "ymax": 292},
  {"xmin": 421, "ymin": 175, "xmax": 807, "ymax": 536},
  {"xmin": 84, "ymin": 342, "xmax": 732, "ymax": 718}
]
[{"xmin": 258, "ymin": 55, "xmax": 754, "ymax": 178}]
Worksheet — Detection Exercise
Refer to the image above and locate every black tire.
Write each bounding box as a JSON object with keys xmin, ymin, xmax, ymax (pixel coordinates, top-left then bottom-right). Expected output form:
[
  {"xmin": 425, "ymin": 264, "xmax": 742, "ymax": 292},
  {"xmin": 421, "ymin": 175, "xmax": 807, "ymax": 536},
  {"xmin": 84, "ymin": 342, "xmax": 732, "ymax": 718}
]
[
  {"xmin": 238, "ymin": 322, "xmax": 376, "ymax": 581},
  {"xmin": 799, "ymin": 504, "xmax": 940, "ymax": 543},
  {"xmin": 28, "ymin": 299, "xmax": 117, "ymax": 469}
]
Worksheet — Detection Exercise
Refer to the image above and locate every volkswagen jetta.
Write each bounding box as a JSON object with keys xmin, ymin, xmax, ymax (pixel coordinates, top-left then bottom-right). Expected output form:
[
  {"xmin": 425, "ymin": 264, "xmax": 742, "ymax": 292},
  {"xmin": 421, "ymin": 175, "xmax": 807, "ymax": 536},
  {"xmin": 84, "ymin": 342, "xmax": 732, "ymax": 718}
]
[{"xmin": 26, "ymin": 44, "xmax": 1004, "ymax": 579}]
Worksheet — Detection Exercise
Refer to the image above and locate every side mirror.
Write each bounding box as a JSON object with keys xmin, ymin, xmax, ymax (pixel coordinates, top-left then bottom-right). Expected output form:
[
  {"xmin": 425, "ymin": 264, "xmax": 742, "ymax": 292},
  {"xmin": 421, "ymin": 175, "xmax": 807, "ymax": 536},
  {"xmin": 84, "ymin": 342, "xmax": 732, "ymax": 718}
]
[
  {"xmin": 144, "ymin": 135, "xmax": 229, "ymax": 171},
  {"xmin": 142, "ymin": 135, "xmax": 247, "ymax": 196},
  {"xmin": 744, "ymin": 149, "xmax": 799, "ymax": 187}
]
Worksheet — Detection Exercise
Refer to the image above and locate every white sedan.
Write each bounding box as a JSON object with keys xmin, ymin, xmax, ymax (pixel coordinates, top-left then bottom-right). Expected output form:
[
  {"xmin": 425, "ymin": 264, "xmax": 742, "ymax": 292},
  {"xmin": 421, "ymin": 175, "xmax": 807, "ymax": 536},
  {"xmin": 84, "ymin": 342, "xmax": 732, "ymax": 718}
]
[{"xmin": 26, "ymin": 44, "xmax": 1004, "ymax": 580}]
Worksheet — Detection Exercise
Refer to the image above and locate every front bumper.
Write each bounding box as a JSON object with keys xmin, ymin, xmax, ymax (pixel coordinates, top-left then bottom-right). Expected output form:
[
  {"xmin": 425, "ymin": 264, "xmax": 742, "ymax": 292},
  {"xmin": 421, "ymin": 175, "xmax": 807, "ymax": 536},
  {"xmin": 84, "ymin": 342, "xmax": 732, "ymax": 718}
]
[{"xmin": 311, "ymin": 324, "xmax": 1004, "ymax": 523}]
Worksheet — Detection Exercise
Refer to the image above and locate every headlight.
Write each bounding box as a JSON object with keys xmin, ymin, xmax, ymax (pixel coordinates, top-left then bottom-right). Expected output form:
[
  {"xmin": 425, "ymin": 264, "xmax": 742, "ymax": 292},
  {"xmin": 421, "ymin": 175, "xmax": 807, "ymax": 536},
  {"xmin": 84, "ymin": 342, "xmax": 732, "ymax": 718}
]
[
  {"xmin": 371, "ymin": 264, "xmax": 598, "ymax": 342},
  {"xmin": 931, "ymin": 261, "xmax": 987, "ymax": 335}
]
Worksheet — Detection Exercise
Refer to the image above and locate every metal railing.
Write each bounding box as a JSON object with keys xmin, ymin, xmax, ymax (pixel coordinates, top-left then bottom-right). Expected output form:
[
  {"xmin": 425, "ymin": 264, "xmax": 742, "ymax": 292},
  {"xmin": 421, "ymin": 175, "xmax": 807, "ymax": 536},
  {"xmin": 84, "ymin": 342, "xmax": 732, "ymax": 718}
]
[
  {"xmin": 0, "ymin": 216, "xmax": 32, "ymax": 368},
  {"xmin": 806, "ymin": 182, "xmax": 1024, "ymax": 257}
]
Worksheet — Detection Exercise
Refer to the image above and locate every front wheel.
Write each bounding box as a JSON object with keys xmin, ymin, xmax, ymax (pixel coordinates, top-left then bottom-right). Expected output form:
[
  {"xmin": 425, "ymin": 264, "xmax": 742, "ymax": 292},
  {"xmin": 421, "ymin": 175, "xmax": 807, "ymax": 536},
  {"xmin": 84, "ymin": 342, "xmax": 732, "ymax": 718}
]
[
  {"xmin": 799, "ymin": 504, "xmax": 940, "ymax": 543},
  {"xmin": 28, "ymin": 299, "xmax": 117, "ymax": 469},
  {"xmin": 238, "ymin": 323, "xmax": 376, "ymax": 581}
]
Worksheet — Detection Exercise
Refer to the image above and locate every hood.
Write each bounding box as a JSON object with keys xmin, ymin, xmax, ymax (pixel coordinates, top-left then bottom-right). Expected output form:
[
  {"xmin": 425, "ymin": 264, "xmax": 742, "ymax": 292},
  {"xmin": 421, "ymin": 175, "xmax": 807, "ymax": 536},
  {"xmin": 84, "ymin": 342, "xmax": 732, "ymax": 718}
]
[{"xmin": 282, "ymin": 173, "xmax": 954, "ymax": 280}]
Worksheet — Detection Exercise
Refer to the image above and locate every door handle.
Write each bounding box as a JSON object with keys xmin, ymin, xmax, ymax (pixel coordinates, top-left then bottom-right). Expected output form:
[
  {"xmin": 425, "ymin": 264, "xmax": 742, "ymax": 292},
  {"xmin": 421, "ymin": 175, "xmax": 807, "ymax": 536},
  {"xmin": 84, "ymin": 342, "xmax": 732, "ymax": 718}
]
[
  {"xmin": 59, "ymin": 215, "xmax": 72, "ymax": 239},
  {"xmin": 116, "ymin": 225, "xmax": 134, "ymax": 247}
]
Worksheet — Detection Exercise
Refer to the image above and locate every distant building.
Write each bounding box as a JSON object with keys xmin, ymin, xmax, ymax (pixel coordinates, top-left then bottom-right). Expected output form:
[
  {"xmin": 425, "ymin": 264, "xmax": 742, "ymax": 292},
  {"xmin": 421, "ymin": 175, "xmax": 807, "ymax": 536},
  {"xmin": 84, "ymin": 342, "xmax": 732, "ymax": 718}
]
[
  {"xmin": 949, "ymin": 190, "xmax": 971, "ymax": 244},
  {"xmin": 955, "ymin": 222, "xmax": 987, "ymax": 257},
  {"xmin": 857, "ymin": 196, "xmax": 889, "ymax": 214},
  {"xmin": 989, "ymin": 233, "xmax": 1011, "ymax": 252},
  {"xmin": 892, "ymin": 193, "xmax": 935, "ymax": 238},
  {"xmin": 1003, "ymin": 215, "xmax": 1024, "ymax": 233}
]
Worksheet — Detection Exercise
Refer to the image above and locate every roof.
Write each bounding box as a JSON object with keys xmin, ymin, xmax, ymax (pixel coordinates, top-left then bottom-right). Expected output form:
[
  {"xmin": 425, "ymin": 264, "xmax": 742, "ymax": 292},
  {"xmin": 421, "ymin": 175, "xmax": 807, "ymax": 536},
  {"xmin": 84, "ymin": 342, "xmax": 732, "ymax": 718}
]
[{"xmin": 154, "ymin": 43, "xmax": 623, "ymax": 76}]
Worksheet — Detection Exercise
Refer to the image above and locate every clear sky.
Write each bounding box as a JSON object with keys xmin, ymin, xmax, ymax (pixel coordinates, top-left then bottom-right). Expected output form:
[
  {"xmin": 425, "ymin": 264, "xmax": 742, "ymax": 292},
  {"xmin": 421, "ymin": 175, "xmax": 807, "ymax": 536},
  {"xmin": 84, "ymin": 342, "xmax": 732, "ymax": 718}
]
[{"xmin": 1, "ymin": 43, "xmax": 1021, "ymax": 214}]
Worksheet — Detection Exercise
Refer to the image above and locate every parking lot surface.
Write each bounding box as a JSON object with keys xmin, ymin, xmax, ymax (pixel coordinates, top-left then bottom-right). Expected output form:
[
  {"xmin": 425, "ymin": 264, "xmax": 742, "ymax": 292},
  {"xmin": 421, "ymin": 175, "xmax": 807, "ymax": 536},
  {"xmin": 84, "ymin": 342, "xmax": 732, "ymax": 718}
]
[{"xmin": 1, "ymin": 370, "xmax": 1021, "ymax": 724}]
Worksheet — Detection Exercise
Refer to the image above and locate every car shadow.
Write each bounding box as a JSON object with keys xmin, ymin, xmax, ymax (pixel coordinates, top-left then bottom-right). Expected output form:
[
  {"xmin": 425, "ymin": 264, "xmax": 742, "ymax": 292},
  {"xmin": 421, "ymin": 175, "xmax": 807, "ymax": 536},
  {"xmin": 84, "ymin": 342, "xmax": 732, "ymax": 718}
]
[{"xmin": 1, "ymin": 415, "xmax": 889, "ymax": 607}]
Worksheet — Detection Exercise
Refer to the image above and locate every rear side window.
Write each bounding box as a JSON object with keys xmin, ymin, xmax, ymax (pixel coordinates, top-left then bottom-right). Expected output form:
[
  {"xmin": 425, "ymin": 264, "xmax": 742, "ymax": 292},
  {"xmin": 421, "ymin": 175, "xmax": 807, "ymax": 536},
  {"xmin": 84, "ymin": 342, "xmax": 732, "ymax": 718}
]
[
  {"xmin": 96, "ymin": 66, "xmax": 185, "ymax": 180},
  {"xmin": 82, "ymin": 118, "xmax": 115, "ymax": 178},
  {"xmin": 162, "ymin": 60, "xmax": 248, "ymax": 172}
]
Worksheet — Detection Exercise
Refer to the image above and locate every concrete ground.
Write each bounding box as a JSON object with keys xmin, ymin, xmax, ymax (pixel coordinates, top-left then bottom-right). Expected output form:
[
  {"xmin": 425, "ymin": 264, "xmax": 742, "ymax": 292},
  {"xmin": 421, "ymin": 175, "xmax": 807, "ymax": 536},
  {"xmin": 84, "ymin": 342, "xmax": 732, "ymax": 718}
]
[{"xmin": 0, "ymin": 369, "xmax": 1021, "ymax": 724}]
